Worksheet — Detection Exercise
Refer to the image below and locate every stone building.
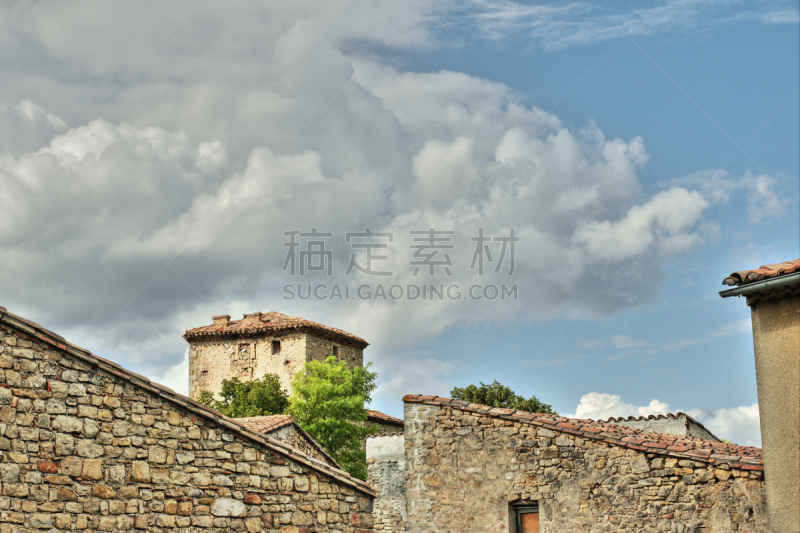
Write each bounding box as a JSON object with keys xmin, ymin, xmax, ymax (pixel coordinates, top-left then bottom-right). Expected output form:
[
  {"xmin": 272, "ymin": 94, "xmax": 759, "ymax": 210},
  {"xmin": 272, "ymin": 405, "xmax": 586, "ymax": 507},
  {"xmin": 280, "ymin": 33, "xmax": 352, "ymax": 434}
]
[
  {"xmin": 234, "ymin": 414, "xmax": 340, "ymax": 468},
  {"xmin": 368, "ymin": 394, "xmax": 769, "ymax": 533},
  {"xmin": 0, "ymin": 305, "xmax": 376, "ymax": 532},
  {"xmin": 365, "ymin": 411, "xmax": 404, "ymax": 438},
  {"xmin": 721, "ymin": 258, "xmax": 800, "ymax": 532},
  {"xmin": 604, "ymin": 412, "xmax": 721, "ymax": 441},
  {"xmin": 184, "ymin": 311, "xmax": 369, "ymax": 400}
]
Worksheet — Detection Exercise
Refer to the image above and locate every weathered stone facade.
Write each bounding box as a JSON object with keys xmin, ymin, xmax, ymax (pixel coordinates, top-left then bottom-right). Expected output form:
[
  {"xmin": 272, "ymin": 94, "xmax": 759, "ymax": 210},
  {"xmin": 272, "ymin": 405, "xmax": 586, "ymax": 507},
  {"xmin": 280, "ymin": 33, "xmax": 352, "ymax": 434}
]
[
  {"xmin": 236, "ymin": 415, "xmax": 340, "ymax": 468},
  {"xmin": 401, "ymin": 395, "xmax": 769, "ymax": 533},
  {"xmin": 0, "ymin": 306, "xmax": 375, "ymax": 532},
  {"xmin": 185, "ymin": 312, "xmax": 368, "ymax": 400}
]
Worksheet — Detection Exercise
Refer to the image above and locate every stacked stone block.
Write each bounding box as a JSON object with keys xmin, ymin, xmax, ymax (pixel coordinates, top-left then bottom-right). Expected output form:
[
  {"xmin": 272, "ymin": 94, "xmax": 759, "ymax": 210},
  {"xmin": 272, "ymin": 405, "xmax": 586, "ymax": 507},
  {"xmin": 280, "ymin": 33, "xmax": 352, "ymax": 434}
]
[
  {"xmin": 402, "ymin": 399, "xmax": 769, "ymax": 533},
  {"xmin": 0, "ymin": 310, "xmax": 375, "ymax": 532}
]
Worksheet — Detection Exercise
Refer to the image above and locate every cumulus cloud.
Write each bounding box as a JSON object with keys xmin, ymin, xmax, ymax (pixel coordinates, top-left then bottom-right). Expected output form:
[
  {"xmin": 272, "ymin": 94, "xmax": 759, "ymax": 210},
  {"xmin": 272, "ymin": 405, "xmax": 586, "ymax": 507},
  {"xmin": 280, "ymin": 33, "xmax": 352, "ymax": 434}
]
[
  {"xmin": 0, "ymin": 1, "xmax": 735, "ymax": 392},
  {"xmin": 568, "ymin": 392, "xmax": 761, "ymax": 446},
  {"xmin": 567, "ymin": 392, "xmax": 669, "ymax": 420}
]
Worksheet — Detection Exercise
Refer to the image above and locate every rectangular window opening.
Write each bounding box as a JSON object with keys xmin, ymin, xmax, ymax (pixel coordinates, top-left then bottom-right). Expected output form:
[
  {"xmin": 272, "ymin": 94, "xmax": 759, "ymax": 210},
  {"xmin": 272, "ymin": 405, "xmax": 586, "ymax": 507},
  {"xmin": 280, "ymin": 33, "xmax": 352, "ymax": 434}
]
[
  {"xmin": 271, "ymin": 340, "xmax": 281, "ymax": 355},
  {"xmin": 332, "ymin": 346, "xmax": 339, "ymax": 358},
  {"xmin": 512, "ymin": 502, "xmax": 539, "ymax": 533}
]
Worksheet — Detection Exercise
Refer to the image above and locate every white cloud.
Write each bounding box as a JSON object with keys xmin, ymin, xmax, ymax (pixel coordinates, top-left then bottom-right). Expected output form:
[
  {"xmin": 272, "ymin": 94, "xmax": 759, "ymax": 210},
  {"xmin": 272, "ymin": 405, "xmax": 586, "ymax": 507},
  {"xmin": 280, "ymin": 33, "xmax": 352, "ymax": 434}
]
[
  {"xmin": 687, "ymin": 404, "xmax": 761, "ymax": 447},
  {"xmin": 151, "ymin": 350, "xmax": 190, "ymax": 396},
  {"xmin": 567, "ymin": 392, "xmax": 669, "ymax": 420},
  {"xmin": 456, "ymin": 0, "xmax": 799, "ymax": 50},
  {"xmin": 0, "ymin": 1, "xmax": 737, "ymax": 386},
  {"xmin": 372, "ymin": 356, "xmax": 456, "ymax": 415},
  {"xmin": 568, "ymin": 392, "xmax": 761, "ymax": 446},
  {"xmin": 673, "ymin": 170, "xmax": 796, "ymax": 224}
]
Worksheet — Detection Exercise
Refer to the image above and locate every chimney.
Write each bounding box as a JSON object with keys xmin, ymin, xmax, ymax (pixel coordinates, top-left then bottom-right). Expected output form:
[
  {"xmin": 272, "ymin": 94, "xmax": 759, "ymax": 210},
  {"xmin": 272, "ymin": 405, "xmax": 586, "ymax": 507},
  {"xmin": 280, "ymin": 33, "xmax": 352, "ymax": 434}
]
[
  {"xmin": 212, "ymin": 314, "xmax": 231, "ymax": 326},
  {"xmin": 241, "ymin": 312, "xmax": 263, "ymax": 325}
]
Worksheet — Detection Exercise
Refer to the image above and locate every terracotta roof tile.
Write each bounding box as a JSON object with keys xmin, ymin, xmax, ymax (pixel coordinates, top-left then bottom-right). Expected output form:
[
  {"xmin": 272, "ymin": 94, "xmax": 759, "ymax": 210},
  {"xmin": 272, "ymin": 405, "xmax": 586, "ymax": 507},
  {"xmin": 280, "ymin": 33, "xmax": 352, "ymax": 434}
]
[
  {"xmin": 183, "ymin": 311, "xmax": 368, "ymax": 348},
  {"xmin": 0, "ymin": 305, "xmax": 374, "ymax": 497},
  {"xmin": 723, "ymin": 258, "xmax": 800, "ymax": 286},
  {"xmin": 402, "ymin": 395, "xmax": 763, "ymax": 470},
  {"xmin": 234, "ymin": 415, "xmax": 294, "ymax": 433},
  {"xmin": 367, "ymin": 410, "xmax": 404, "ymax": 426}
]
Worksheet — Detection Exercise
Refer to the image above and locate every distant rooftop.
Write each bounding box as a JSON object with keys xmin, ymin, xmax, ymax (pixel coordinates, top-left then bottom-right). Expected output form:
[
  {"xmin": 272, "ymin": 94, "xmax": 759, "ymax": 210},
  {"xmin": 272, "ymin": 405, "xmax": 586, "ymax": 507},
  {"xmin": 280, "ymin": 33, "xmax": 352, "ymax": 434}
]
[
  {"xmin": 722, "ymin": 259, "xmax": 800, "ymax": 286},
  {"xmin": 184, "ymin": 311, "xmax": 368, "ymax": 348},
  {"xmin": 603, "ymin": 412, "xmax": 720, "ymax": 442},
  {"xmin": 404, "ymin": 395, "xmax": 763, "ymax": 469}
]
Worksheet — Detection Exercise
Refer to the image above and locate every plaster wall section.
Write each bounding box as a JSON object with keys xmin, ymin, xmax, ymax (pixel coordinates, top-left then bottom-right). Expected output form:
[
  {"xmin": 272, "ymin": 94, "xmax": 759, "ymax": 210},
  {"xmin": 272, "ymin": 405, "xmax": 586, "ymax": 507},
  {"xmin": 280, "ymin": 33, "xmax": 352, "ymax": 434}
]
[
  {"xmin": 403, "ymin": 402, "xmax": 769, "ymax": 533},
  {"xmin": 609, "ymin": 416, "xmax": 719, "ymax": 441},
  {"xmin": 367, "ymin": 434, "xmax": 407, "ymax": 531},
  {"xmin": 750, "ymin": 294, "xmax": 800, "ymax": 532}
]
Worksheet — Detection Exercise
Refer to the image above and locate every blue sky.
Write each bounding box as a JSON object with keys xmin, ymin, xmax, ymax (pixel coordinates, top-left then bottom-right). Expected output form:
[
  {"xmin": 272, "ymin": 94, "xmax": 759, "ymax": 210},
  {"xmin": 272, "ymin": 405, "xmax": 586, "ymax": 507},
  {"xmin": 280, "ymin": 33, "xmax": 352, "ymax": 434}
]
[{"xmin": 0, "ymin": 0, "xmax": 797, "ymax": 446}]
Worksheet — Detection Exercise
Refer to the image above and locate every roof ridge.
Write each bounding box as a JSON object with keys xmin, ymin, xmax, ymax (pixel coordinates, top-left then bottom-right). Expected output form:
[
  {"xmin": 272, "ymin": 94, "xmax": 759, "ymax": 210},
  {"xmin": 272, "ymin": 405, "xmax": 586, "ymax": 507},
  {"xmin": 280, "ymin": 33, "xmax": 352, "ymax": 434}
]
[
  {"xmin": 183, "ymin": 311, "xmax": 369, "ymax": 348},
  {"xmin": 402, "ymin": 395, "xmax": 762, "ymax": 470},
  {"xmin": 0, "ymin": 305, "xmax": 375, "ymax": 497}
]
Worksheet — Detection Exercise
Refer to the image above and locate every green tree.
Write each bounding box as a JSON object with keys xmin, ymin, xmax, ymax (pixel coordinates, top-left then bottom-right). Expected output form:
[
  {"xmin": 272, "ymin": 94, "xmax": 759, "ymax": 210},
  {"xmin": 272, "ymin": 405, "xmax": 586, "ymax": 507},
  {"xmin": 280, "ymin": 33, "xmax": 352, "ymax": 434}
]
[
  {"xmin": 289, "ymin": 357, "xmax": 379, "ymax": 480},
  {"xmin": 450, "ymin": 380, "xmax": 558, "ymax": 415},
  {"xmin": 198, "ymin": 374, "xmax": 289, "ymax": 418}
]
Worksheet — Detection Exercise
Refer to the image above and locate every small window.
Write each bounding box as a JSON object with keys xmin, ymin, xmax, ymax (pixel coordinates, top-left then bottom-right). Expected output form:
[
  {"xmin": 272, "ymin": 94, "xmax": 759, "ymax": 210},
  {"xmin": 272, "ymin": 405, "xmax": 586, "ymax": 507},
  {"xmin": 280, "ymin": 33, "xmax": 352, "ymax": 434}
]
[
  {"xmin": 272, "ymin": 340, "xmax": 281, "ymax": 355},
  {"xmin": 513, "ymin": 502, "xmax": 539, "ymax": 533},
  {"xmin": 332, "ymin": 346, "xmax": 339, "ymax": 357}
]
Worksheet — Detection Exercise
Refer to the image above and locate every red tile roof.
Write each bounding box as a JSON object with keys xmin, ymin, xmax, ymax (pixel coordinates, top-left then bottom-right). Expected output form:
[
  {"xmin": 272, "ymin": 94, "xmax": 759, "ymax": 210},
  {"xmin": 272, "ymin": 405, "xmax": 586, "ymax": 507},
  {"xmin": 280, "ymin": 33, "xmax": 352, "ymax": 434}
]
[
  {"xmin": 234, "ymin": 415, "xmax": 294, "ymax": 433},
  {"xmin": 183, "ymin": 311, "xmax": 368, "ymax": 348},
  {"xmin": 403, "ymin": 395, "xmax": 763, "ymax": 470},
  {"xmin": 367, "ymin": 410, "xmax": 405, "ymax": 426},
  {"xmin": 0, "ymin": 305, "xmax": 374, "ymax": 497},
  {"xmin": 723, "ymin": 259, "xmax": 800, "ymax": 286}
]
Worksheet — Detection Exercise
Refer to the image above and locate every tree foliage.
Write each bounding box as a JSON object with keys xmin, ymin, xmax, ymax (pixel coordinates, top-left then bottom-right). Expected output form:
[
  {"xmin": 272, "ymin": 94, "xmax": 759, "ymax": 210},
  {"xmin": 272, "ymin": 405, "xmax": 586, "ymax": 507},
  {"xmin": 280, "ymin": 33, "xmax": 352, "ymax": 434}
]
[
  {"xmin": 450, "ymin": 380, "xmax": 558, "ymax": 415},
  {"xmin": 288, "ymin": 357, "xmax": 378, "ymax": 480},
  {"xmin": 198, "ymin": 374, "xmax": 289, "ymax": 418}
]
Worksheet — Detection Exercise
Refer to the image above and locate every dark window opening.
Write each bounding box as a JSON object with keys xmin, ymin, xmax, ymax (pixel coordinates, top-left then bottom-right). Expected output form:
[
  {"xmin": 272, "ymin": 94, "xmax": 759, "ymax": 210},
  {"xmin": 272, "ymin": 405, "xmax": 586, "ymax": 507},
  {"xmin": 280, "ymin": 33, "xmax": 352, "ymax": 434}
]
[
  {"xmin": 512, "ymin": 502, "xmax": 539, "ymax": 533},
  {"xmin": 272, "ymin": 340, "xmax": 281, "ymax": 355},
  {"xmin": 332, "ymin": 346, "xmax": 339, "ymax": 358}
]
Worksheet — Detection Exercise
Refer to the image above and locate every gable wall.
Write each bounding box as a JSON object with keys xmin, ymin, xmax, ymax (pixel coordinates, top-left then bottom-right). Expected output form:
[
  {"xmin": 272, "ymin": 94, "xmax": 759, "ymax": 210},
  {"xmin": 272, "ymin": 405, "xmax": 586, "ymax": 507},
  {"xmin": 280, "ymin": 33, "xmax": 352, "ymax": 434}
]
[
  {"xmin": 404, "ymin": 402, "xmax": 769, "ymax": 533},
  {"xmin": 0, "ymin": 322, "xmax": 374, "ymax": 532}
]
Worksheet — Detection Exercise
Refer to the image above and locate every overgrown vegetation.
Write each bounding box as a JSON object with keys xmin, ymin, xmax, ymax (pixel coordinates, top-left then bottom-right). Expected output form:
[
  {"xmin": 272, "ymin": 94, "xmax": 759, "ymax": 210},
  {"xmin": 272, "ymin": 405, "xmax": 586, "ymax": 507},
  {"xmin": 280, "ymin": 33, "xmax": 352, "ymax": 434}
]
[
  {"xmin": 198, "ymin": 374, "xmax": 289, "ymax": 418},
  {"xmin": 450, "ymin": 380, "xmax": 558, "ymax": 415},
  {"xmin": 288, "ymin": 357, "xmax": 379, "ymax": 480}
]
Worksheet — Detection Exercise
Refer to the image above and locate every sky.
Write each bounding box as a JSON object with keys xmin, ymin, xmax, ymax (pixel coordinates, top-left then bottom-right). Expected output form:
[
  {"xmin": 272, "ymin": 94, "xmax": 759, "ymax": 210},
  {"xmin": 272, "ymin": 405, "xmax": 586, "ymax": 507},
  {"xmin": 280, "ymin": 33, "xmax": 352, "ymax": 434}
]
[{"xmin": 0, "ymin": 0, "xmax": 797, "ymax": 447}]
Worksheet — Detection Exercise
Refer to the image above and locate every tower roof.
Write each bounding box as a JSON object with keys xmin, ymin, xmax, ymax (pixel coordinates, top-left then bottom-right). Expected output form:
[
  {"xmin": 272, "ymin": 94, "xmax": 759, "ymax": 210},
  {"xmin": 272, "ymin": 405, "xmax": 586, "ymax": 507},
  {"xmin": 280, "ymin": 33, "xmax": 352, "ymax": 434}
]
[{"xmin": 183, "ymin": 310, "xmax": 369, "ymax": 348}]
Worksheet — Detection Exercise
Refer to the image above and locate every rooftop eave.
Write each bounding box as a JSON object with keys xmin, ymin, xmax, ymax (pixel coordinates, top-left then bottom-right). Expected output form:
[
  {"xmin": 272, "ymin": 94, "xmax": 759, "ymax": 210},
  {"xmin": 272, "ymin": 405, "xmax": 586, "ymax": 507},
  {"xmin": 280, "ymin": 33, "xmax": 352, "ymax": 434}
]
[{"xmin": 719, "ymin": 271, "xmax": 800, "ymax": 298}]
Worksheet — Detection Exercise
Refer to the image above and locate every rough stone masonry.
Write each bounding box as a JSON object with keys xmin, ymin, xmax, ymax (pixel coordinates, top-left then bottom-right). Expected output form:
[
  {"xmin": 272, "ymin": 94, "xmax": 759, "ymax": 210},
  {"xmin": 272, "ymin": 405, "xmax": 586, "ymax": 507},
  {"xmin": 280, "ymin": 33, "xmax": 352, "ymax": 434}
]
[
  {"xmin": 0, "ymin": 306, "xmax": 375, "ymax": 532},
  {"xmin": 399, "ymin": 395, "xmax": 769, "ymax": 533}
]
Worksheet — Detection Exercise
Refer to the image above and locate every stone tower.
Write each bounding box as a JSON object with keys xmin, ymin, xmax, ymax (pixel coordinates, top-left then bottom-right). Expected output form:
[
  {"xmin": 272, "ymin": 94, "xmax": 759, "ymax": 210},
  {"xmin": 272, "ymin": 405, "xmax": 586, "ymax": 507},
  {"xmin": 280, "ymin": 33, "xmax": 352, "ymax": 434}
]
[{"xmin": 183, "ymin": 311, "xmax": 368, "ymax": 400}]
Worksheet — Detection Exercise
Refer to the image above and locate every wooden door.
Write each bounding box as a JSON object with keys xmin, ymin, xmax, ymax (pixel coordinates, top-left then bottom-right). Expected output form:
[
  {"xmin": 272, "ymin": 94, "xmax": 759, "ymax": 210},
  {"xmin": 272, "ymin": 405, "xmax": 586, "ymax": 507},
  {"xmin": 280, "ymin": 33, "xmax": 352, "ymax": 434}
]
[{"xmin": 520, "ymin": 511, "xmax": 539, "ymax": 533}]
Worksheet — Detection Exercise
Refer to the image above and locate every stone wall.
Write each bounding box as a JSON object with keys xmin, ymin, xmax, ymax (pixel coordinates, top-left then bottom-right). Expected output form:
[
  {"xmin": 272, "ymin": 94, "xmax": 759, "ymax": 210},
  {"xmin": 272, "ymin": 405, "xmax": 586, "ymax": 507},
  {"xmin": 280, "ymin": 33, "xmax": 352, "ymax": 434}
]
[
  {"xmin": 366, "ymin": 435, "xmax": 406, "ymax": 532},
  {"xmin": 403, "ymin": 401, "xmax": 769, "ymax": 533},
  {"xmin": 269, "ymin": 424, "xmax": 336, "ymax": 468},
  {"xmin": 189, "ymin": 332, "xmax": 363, "ymax": 401},
  {"xmin": 304, "ymin": 335, "xmax": 363, "ymax": 369},
  {"xmin": 188, "ymin": 333, "xmax": 306, "ymax": 400},
  {"xmin": 0, "ymin": 317, "xmax": 375, "ymax": 532}
]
